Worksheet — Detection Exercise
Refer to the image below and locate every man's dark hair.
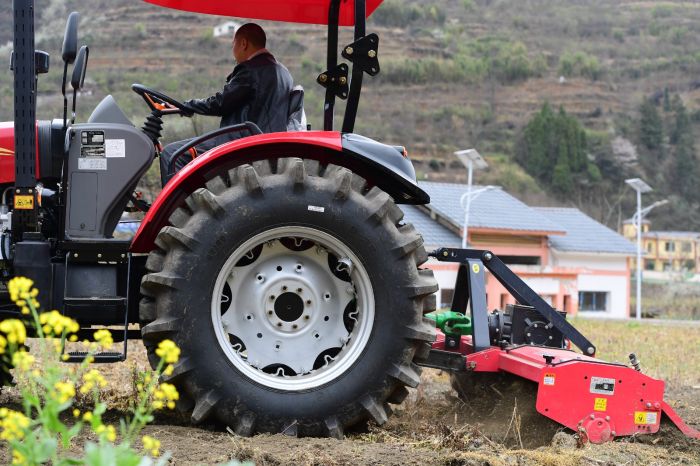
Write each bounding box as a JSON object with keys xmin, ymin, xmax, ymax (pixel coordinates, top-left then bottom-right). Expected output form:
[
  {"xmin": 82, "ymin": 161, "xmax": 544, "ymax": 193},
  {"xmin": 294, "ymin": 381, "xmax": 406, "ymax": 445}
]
[{"xmin": 235, "ymin": 23, "xmax": 266, "ymax": 48}]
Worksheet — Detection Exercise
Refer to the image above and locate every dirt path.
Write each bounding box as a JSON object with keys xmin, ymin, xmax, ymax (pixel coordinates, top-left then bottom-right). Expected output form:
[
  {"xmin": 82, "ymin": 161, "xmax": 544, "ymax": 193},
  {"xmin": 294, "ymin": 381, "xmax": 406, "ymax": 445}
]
[{"xmin": 2, "ymin": 342, "xmax": 699, "ymax": 466}]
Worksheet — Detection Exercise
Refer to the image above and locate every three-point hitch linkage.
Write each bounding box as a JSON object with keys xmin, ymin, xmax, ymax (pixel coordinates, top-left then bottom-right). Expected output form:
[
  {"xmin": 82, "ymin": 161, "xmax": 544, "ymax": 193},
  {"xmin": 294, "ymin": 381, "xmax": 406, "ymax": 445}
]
[{"xmin": 417, "ymin": 248, "xmax": 700, "ymax": 444}]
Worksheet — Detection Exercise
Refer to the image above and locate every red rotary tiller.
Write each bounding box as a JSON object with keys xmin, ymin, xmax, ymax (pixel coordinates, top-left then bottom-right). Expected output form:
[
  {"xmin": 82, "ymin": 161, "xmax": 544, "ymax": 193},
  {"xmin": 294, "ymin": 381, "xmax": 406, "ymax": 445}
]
[{"xmin": 420, "ymin": 248, "xmax": 700, "ymax": 444}]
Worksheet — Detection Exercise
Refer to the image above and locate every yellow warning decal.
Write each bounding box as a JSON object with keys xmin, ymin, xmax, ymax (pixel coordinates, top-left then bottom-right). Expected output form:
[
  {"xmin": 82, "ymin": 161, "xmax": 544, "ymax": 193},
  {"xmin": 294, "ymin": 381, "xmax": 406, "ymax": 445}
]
[
  {"xmin": 594, "ymin": 398, "xmax": 607, "ymax": 412},
  {"xmin": 472, "ymin": 263, "xmax": 480, "ymax": 274},
  {"xmin": 634, "ymin": 411, "xmax": 658, "ymax": 425},
  {"xmin": 14, "ymin": 195, "xmax": 34, "ymax": 210},
  {"xmin": 543, "ymin": 373, "xmax": 556, "ymax": 386}
]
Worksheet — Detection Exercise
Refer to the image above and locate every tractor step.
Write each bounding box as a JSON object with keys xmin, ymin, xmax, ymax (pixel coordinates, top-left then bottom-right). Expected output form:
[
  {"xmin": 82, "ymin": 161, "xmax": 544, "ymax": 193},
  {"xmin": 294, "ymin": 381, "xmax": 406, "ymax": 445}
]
[
  {"xmin": 64, "ymin": 296, "xmax": 127, "ymax": 312},
  {"xmin": 74, "ymin": 328, "xmax": 141, "ymax": 342},
  {"xmin": 65, "ymin": 351, "xmax": 125, "ymax": 363}
]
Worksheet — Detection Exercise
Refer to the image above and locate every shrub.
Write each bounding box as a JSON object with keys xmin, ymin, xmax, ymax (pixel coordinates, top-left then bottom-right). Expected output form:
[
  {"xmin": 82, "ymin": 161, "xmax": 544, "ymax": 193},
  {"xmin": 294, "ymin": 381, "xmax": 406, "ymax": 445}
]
[{"xmin": 558, "ymin": 51, "xmax": 602, "ymax": 80}]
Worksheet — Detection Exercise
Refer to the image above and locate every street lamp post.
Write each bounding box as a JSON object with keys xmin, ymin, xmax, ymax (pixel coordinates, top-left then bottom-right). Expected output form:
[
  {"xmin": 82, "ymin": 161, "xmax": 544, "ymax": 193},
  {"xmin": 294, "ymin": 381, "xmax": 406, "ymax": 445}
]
[
  {"xmin": 455, "ymin": 149, "xmax": 488, "ymax": 248},
  {"xmin": 625, "ymin": 178, "xmax": 653, "ymax": 320}
]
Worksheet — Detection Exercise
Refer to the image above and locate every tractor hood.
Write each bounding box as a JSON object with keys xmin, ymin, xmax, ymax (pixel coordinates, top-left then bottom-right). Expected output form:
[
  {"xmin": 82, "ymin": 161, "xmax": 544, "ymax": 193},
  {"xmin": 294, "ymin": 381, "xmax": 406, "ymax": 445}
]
[{"xmin": 143, "ymin": 0, "xmax": 383, "ymax": 26}]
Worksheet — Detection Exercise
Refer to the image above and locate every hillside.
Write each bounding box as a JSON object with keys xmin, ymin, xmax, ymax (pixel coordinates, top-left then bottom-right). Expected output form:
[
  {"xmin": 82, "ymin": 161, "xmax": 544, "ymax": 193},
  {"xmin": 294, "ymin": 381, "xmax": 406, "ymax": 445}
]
[{"xmin": 2, "ymin": 0, "xmax": 700, "ymax": 230}]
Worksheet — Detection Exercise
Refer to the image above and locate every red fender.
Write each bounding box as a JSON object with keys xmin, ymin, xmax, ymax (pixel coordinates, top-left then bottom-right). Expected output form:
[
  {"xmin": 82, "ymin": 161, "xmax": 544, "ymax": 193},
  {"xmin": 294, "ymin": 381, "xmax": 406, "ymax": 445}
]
[{"xmin": 130, "ymin": 131, "xmax": 342, "ymax": 253}]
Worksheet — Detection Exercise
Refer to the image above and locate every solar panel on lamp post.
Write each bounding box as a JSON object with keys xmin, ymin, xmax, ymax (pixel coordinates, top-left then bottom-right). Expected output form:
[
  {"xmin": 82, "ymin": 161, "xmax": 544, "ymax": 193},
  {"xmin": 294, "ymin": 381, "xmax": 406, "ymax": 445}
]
[
  {"xmin": 625, "ymin": 178, "xmax": 652, "ymax": 320},
  {"xmin": 455, "ymin": 149, "xmax": 488, "ymax": 249}
]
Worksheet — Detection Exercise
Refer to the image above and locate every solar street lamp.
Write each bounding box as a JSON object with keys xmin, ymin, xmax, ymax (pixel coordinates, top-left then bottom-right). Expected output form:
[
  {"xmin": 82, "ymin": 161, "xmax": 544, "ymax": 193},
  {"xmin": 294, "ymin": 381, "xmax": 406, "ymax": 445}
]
[
  {"xmin": 455, "ymin": 149, "xmax": 488, "ymax": 248},
  {"xmin": 625, "ymin": 178, "xmax": 653, "ymax": 320}
]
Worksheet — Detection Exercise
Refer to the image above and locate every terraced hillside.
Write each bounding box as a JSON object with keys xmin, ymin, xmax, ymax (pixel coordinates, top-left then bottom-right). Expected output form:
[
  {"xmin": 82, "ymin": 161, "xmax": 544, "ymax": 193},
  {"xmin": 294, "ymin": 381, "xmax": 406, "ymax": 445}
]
[{"xmin": 2, "ymin": 0, "xmax": 700, "ymax": 227}]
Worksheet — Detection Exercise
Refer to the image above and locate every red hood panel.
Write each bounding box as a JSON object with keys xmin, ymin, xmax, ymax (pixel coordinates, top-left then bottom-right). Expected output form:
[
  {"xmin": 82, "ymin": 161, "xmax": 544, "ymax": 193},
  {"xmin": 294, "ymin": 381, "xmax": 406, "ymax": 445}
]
[
  {"xmin": 0, "ymin": 122, "xmax": 15, "ymax": 185},
  {"xmin": 143, "ymin": 0, "xmax": 383, "ymax": 26}
]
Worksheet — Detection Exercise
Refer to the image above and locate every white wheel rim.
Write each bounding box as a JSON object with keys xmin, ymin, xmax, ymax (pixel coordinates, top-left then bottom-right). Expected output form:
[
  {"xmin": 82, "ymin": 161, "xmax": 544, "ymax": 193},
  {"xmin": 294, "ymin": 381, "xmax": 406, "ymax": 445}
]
[{"xmin": 211, "ymin": 226, "xmax": 375, "ymax": 391}]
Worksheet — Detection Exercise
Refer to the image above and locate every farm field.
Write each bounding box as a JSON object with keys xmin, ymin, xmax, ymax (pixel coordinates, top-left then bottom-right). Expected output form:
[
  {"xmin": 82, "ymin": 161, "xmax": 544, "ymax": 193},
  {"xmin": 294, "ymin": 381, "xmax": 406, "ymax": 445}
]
[{"xmin": 1, "ymin": 318, "xmax": 698, "ymax": 465}]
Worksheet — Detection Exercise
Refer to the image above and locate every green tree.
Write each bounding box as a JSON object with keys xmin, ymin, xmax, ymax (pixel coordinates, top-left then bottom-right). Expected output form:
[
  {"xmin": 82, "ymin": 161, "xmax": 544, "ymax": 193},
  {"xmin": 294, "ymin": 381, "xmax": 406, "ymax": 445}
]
[
  {"xmin": 638, "ymin": 99, "xmax": 663, "ymax": 151},
  {"xmin": 517, "ymin": 103, "xmax": 598, "ymax": 195},
  {"xmin": 670, "ymin": 95, "xmax": 690, "ymax": 145}
]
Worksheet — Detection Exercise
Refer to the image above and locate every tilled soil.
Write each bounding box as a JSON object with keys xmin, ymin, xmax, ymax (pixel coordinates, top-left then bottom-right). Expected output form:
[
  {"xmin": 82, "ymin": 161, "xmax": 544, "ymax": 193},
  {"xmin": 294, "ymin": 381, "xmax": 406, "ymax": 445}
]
[{"xmin": 1, "ymin": 341, "xmax": 699, "ymax": 466}]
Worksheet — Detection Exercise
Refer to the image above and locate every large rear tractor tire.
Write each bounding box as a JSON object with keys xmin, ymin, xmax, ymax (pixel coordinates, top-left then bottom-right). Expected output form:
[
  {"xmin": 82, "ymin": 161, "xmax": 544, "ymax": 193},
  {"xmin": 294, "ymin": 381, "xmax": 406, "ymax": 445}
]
[{"xmin": 139, "ymin": 158, "xmax": 437, "ymax": 437}]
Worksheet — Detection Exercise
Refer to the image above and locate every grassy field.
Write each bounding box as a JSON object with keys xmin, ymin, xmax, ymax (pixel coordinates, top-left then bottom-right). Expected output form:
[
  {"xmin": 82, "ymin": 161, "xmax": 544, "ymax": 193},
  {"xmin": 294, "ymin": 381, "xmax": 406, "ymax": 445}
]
[
  {"xmin": 571, "ymin": 317, "xmax": 700, "ymax": 388},
  {"xmin": 3, "ymin": 317, "xmax": 697, "ymax": 465}
]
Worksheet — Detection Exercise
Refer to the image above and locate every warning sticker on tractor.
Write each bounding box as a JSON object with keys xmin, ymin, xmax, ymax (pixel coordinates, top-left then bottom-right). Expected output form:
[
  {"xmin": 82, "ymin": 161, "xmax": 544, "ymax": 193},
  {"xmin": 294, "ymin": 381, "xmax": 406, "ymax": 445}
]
[
  {"xmin": 14, "ymin": 195, "xmax": 34, "ymax": 210},
  {"xmin": 543, "ymin": 373, "xmax": 556, "ymax": 386},
  {"xmin": 634, "ymin": 411, "xmax": 658, "ymax": 425},
  {"xmin": 78, "ymin": 158, "xmax": 107, "ymax": 171},
  {"xmin": 594, "ymin": 398, "xmax": 607, "ymax": 412},
  {"xmin": 590, "ymin": 377, "xmax": 615, "ymax": 395},
  {"xmin": 472, "ymin": 263, "xmax": 480, "ymax": 274},
  {"xmin": 105, "ymin": 139, "xmax": 126, "ymax": 158}
]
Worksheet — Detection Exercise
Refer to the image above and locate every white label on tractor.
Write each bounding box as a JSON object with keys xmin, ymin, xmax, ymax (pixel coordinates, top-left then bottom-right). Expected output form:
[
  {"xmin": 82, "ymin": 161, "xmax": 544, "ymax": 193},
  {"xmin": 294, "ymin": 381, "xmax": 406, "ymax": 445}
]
[
  {"xmin": 78, "ymin": 158, "xmax": 107, "ymax": 170},
  {"xmin": 590, "ymin": 377, "xmax": 615, "ymax": 395},
  {"xmin": 308, "ymin": 205, "xmax": 325, "ymax": 213},
  {"xmin": 543, "ymin": 373, "xmax": 556, "ymax": 386},
  {"xmin": 105, "ymin": 139, "xmax": 126, "ymax": 158}
]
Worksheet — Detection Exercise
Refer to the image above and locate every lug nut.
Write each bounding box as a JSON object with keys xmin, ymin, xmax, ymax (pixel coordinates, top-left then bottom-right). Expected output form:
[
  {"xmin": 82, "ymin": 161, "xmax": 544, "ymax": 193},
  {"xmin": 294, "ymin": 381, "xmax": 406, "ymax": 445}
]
[
  {"xmin": 339, "ymin": 77, "xmax": 347, "ymax": 85},
  {"xmin": 304, "ymin": 315, "xmax": 310, "ymax": 320},
  {"xmin": 318, "ymin": 74, "xmax": 328, "ymax": 83},
  {"xmin": 282, "ymin": 286, "xmax": 288, "ymax": 291},
  {"xmin": 277, "ymin": 322, "xmax": 283, "ymax": 327},
  {"xmin": 297, "ymin": 288, "xmax": 302, "ymax": 293},
  {"xmin": 368, "ymin": 50, "xmax": 376, "ymax": 58},
  {"xmin": 270, "ymin": 295, "xmax": 275, "ymax": 301},
  {"xmin": 306, "ymin": 300, "xmax": 312, "ymax": 305},
  {"xmin": 268, "ymin": 310, "xmax": 273, "ymax": 315},
  {"xmin": 345, "ymin": 46, "xmax": 353, "ymax": 55},
  {"xmin": 292, "ymin": 324, "xmax": 298, "ymax": 329}
]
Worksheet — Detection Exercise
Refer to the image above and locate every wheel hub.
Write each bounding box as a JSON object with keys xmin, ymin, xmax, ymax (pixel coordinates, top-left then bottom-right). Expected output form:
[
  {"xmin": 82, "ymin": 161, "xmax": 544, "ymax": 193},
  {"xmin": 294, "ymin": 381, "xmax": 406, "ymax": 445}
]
[{"xmin": 212, "ymin": 227, "xmax": 374, "ymax": 391}]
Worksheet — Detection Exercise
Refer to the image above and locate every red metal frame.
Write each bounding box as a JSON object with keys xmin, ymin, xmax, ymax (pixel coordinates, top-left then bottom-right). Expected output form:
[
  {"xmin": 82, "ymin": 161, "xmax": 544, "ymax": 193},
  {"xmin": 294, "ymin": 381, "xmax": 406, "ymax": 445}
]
[
  {"xmin": 0, "ymin": 122, "xmax": 41, "ymax": 184},
  {"xmin": 130, "ymin": 131, "xmax": 342, "ymax": 253},
  {"xmin": 433, "ymin": 331, "xmax": 700, "ymax": 444},
  {"xmin": 143, "ymin": 0, "xmax": 383, "ymax": 26}
]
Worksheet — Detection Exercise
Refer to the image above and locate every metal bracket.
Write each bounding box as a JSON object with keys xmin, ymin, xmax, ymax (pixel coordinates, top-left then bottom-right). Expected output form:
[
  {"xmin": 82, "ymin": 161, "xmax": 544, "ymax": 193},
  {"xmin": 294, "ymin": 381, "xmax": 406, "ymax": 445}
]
[
  {"xmin": 431, "ymin": 248, "xmax": 597, "ymax": 356},
  {"xmin": 317, "ymin": 63, "xmax": 349, "ymax": 100},
  {"xmin": 418, "ymin": 349, "xmax": 467, "ymax": 371},
  {"xmin": 341, "ymin": 33, "xmax": 380, "ymax": 76}
]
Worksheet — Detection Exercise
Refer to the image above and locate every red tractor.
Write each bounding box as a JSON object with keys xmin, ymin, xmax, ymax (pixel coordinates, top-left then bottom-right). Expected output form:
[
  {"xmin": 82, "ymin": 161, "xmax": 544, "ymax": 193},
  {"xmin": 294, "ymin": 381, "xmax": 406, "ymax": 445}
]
[{"xmin": 2, "ymin": 0, "xmax": 698, "ymax": 443}]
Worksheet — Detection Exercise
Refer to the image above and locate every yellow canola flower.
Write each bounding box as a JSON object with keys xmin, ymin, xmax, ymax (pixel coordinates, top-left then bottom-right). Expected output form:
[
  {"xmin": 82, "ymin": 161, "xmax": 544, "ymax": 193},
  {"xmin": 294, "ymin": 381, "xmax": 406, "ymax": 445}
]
[
  {"xmin": 73, "ymin": 409, "xmax": 81, "ymax": 418},
  {"xmin": 155, "ymin": 339, "xmax": 180, "ymax": 364},
  {"xmin": 12, "ymin": 449, "xmax": 26, "ymax": 465},
  {"xmin": 142, "ymin": 435, "xmax": 161, "ymax": 457},
  {"xmin": 0, "ymin": 409, "xmax": 30, "ymax": 441},
  {"xmin": 53, "ymin": 380, "xmax": 76, "ymax": 404},
  {"xmin": 8, "ymin": 277, "xmax": 34, "ymax": 303},
  {"xmin": 11, "ymin": 351, "xmax": 34, "ymax": 372},
  {"xmin": 0, "ymin": 334, "xmax": 6, "ymax": 355},
  {"xmin": 80, "ymin": 369, "xmax": 108, "ymax": 394},
  {"xmin": 83, "ymin": 411, "xmax": 93, "ymax": 422},
  {"xmin": 93, "ymin": 329, "xmax": 113, "ymax": 349},
  {"xmin": 96, "ymin": 424, "xmax": 117, "ymax": 442},
  {"xmin": 39, "ymin": 310, "xmax": 80, "ymax": 336},
  {"xmin": 152, "ymin": 382, "xmax": 179, "ymax": 410},
  {"xmin": 0, "ymin": 319, "xmax": 27, "ymax": 345}
]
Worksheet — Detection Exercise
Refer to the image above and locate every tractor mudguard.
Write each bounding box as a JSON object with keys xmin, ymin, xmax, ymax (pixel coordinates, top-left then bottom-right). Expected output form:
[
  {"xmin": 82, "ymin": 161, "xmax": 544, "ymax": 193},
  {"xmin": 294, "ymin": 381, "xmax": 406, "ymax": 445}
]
[{"xmin": 130, "ymin": 131, "xmax": 429, "ymax": 253}]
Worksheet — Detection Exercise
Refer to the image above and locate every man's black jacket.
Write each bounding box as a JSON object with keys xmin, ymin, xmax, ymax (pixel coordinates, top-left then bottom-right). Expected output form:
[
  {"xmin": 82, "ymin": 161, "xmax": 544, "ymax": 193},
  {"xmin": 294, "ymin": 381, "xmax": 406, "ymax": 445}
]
[{"xmin": 184, "ymin": 52, "xmax": 293, "ymax": 134}]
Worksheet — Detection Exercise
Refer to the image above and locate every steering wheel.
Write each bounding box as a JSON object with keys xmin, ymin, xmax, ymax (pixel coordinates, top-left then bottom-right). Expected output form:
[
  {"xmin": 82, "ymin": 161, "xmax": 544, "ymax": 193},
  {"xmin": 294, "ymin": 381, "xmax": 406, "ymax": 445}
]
[{"xmin": 131, "ymin": 84, "xmax": 193, "ymax": 117}]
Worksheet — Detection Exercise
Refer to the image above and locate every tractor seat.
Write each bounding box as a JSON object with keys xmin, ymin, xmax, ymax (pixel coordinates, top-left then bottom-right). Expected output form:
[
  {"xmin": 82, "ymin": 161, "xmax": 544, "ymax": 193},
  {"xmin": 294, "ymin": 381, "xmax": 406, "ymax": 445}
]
[{"xmin": 287, "ymin": 85, "xmax": 307, "ymax": 131}]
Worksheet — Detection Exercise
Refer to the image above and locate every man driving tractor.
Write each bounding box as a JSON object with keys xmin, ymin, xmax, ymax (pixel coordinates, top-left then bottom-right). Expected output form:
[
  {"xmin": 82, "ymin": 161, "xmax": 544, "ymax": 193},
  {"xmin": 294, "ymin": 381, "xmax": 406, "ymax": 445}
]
[{"xmin": 159, "ymin": 23, "xmax": 294, "ymax": 184}]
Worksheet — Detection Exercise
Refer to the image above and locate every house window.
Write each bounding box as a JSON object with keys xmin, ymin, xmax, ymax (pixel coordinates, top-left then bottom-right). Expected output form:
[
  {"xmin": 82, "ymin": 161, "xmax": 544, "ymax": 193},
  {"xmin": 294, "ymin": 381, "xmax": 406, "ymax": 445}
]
[
  {"xmin": 646, "ymin": 242, "xmax": 653, "ymax": 253},
  {"xmin": 578, "ymin": 291, "xmax": 608, "ymax": 312},
  {"xmin": 440, "ymin": 289, "xmax": 455, "ymax": 308},
  {"xmin": 682, "ymin": 242, "xmax": 692, "ymax": 253},
  {"xmin": 665, "ymin": 242, "xmax": 675, "ymax": 252},
  {"xmin": 645, "ymin": 260, "xmax": 655, "ymax": 271}
]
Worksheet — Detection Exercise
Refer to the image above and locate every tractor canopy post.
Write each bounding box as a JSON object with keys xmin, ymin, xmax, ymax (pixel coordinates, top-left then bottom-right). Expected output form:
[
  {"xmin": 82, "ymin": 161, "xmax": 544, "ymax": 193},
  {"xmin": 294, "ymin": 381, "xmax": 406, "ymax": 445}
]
[
  {"xmin": 12, "ymin": 0, "xmax": 39, "ymax": 242},
  {"xmin": 341, "ymin": 0, "xmax": 366, "ymax": 133},
  {"xmin": 323, "ymin": 0, "xmax": 341, "ymax": 131}
]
